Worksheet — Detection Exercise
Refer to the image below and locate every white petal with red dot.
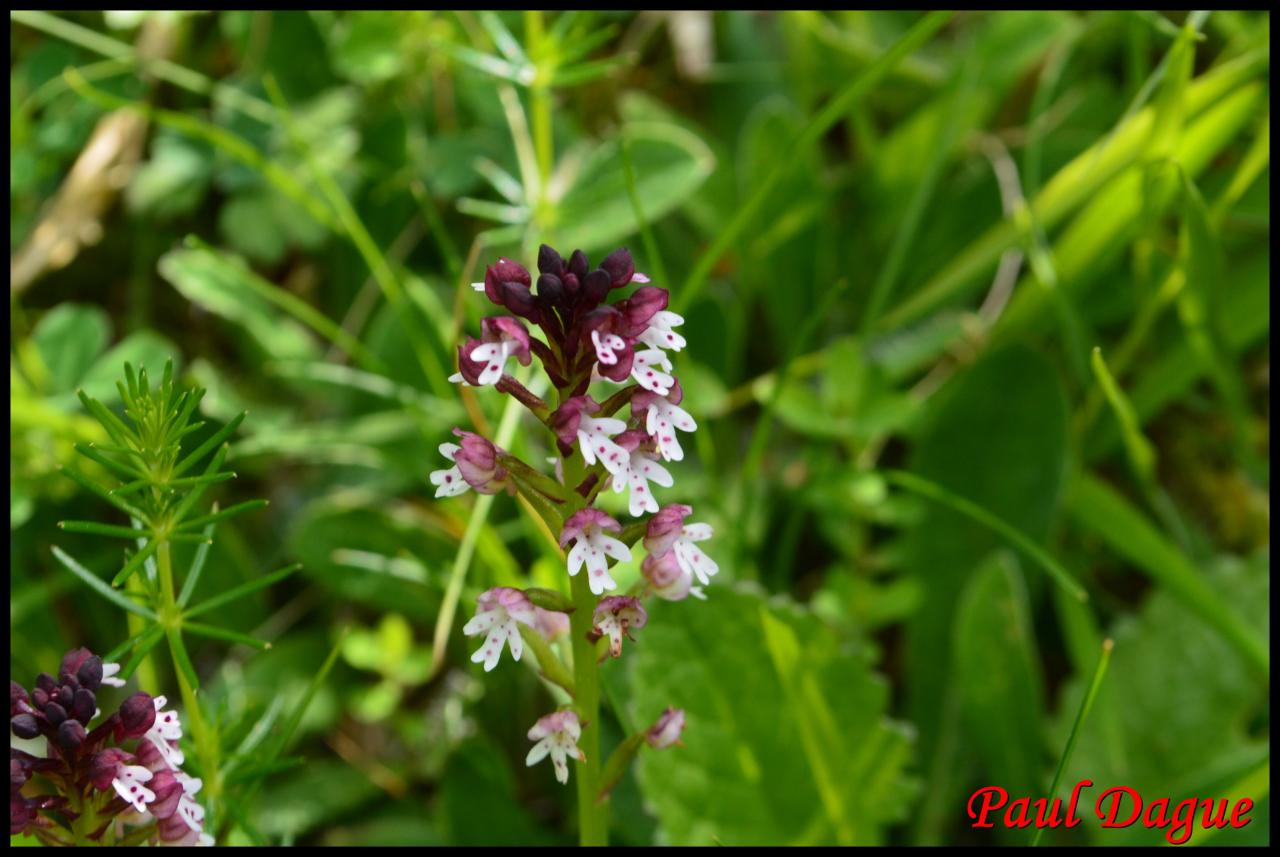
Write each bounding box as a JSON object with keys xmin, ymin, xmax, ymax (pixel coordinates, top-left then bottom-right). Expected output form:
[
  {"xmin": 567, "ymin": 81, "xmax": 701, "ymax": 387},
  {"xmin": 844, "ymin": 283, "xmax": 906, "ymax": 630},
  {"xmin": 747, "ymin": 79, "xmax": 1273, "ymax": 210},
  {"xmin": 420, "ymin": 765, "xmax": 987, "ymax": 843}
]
[
  {"xmin": 674, "ymin": 537, "xmax": 719, "ymax": 586},
  {"xmin": 468, "ymin": 340, "xmax": 516, "ymax": 386},
  {"xmin": 591, "ymin": 330, "xmax": 627, "ymax": 365},
  {"xmin": 112, "ymin": 765, "xmax": 156, "ymax": 813},
  {"xmin": 631, "ymin": 349, "xmax": 675, "ymax": 394},
  {"xmin": 644, "ymin": 399, "xmax": 697, "ymax": 462},
  {"xmin": 430, "ymin": 443, "xmax": 470, "ymax": 498},
  {"xmin": 639, "ymin": 310, "xmax": 687, "ymax": 352},
  {"xmin": 100, "ymin": 662, "xmax": 126, "ymax": 688}
]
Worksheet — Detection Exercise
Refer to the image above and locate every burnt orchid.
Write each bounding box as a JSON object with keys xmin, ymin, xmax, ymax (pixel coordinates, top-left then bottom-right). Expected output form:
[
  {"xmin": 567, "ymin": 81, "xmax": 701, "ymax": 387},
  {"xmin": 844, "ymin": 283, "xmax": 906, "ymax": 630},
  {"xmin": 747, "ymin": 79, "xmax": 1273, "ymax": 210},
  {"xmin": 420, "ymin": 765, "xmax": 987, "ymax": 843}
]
[
  {"xmin": 10, "ymin": 649, "xmax": 211, "ymax": 846},
  {"xmin": 435, "ymin": 245, "xmax": 711, "ymax": 844}
]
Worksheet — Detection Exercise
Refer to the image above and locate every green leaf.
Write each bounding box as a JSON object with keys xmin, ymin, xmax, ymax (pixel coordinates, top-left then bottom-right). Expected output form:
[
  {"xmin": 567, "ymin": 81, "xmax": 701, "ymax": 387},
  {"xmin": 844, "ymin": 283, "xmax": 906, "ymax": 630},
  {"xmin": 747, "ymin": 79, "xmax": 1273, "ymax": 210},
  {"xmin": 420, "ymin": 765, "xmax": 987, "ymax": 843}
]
[
  {"xmin": 159, "ymin": 243, "xmax": 319, "ymax": 360},
  {"xmin": 611, "ymin": 586, "xmax": 916, "ymax": 845},
  {"xmin": 900, "ymin": 343, "xmax": 1069, "ymax": 781},
  {"xmin": 32, "ymin": 304, "xmax": 110, "ymax": 394},
  {"xmin": 51, "ymin": 545, "xmax": 158, "ymax": 620},
  {"xmin": 952, "ymin": 553, "xmax": 1047, "ymax": 806},
  {"xmin": 553, "ymin": 120, "xmax": 715, "ymax": 254},
  {"xmin": 1052, "ymin": 550, "xmax": 1270, "ymax": 844},
  {"xmin": 1066, "ymin": 473, "xmax": 1267, "ymax": 675}
]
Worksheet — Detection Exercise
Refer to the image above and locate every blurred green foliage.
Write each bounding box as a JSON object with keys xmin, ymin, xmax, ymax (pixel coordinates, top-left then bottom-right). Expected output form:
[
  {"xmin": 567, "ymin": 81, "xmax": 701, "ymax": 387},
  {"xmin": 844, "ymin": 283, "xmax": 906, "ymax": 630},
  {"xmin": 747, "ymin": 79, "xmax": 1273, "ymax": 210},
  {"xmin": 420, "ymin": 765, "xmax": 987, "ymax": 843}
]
[{"xmin": 9, "ymin": 10, "xmax": 1270, "ymax": 846}]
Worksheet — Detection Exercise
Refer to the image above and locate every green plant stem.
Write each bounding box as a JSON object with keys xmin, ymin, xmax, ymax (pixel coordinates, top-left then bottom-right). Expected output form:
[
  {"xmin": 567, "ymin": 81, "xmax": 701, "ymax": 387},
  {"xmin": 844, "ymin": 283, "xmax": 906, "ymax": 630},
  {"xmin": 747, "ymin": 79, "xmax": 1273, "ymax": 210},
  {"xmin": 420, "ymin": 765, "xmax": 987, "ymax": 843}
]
[
  {"xmin": 156, "ymin": 540, "xmax": 222, "ymax": 817},
  {"xmin": 526, "ymin": 11, "xmax": 554, "ymax": 189},
  {"xmin": 559, "ymin": 443, "xmax": 607, "ymax": 845}
]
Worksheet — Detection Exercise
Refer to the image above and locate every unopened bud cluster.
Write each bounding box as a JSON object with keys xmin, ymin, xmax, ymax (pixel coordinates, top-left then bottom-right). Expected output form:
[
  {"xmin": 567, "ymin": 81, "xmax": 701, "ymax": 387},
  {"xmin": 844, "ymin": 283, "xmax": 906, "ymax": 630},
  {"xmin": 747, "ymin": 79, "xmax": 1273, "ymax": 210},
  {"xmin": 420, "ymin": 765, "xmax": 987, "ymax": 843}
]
[{"xmin": 10, "ymin": 649, "xmax": 211, "ymax": 846}]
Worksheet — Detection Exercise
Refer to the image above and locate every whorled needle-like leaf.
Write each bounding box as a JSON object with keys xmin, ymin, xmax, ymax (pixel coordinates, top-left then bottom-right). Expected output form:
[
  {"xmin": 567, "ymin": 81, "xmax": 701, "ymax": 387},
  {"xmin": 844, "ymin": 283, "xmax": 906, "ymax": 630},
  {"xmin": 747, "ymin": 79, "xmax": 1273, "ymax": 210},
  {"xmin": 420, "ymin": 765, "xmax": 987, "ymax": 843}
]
[{"xmin": 51, "ymin": 545, "xmax": 158, "ymax": 621}]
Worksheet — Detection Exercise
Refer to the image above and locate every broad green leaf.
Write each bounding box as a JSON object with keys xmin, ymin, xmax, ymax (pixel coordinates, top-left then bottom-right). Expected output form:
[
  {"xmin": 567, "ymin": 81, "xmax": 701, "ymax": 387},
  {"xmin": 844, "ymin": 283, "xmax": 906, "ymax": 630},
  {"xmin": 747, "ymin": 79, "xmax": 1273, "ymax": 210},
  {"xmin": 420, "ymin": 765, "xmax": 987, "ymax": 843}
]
[
  {"xmin": 553, "ymin": 121, "xmax": 715, "ymax": 253},
  {"xmin": 32, "ymin": 304, "xmax": 110, "ymax": 394},
  {"xmin": 901, "ymin": 344, "xmax": 1068, "ymax": 792},
  {"xmin": 952, "ymin": 552, "xmax": 1046, "ymax": 816},
  {"xmin": 613, "ymin": 586, "xmax": 916, "ymax": 845}
]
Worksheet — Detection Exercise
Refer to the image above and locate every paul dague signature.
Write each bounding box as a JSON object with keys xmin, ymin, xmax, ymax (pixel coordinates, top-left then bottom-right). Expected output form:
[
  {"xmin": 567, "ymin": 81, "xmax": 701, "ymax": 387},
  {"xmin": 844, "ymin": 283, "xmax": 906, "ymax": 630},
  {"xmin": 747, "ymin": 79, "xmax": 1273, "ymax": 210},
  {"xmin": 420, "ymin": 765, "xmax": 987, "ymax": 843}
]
[{"xmin": 967, "ymin": 781, "xmax": 1255, "ymax": 845}]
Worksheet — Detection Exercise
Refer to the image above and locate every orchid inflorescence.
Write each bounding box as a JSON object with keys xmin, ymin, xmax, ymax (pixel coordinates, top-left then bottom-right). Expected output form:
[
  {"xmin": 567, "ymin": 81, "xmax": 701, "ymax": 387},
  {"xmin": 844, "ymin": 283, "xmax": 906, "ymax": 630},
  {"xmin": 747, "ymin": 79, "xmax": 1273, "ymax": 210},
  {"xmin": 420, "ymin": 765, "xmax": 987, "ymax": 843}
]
[
  {"xmin": 431, "ymin": 245, "xmax": 705, "ymax": 791},
  {"xmin": 11, "ymin": 649, "xmax": 211, "ymax": 846}
]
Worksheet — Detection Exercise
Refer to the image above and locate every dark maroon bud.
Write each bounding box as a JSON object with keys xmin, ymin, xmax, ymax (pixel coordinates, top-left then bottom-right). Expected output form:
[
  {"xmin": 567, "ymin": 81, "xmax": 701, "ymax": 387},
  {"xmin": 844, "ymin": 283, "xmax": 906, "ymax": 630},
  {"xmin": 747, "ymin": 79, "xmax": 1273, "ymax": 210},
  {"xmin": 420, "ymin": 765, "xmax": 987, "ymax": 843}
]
[
  {"xmin": 9, "ymin": 683, "xmax": 28, "ymax": 717},
  {"xmin": 667, "ymin": 376, "xmax": 684, "ymax": 406},
  {"xmin": 455, "ymin": 337, "xmax": 488, "ymax": 386},
  {"xmin": 618, "ymin": 285, "xmax": 668, "ymax": 334},
  {"xmin": 87, "ymin": 748, "xmax": 130, "ymax": 791},
  {"xmin": 55, "ymin": 719, "xmax": 86, "ymax": 752},
  {"xmin": 147, "ymin": 769, "xmax": 183, "ymax": 819},
  {"xmin": 117, "ymin": 692, "xmax": 155, "ymax": 738},
  {"xmin": 491, "ymin": 256, "xmax": 531, "ymax": 288},
  {"xmin": 598, "ymin": 348, "xmax": 635, "ymax": 383},
  {"xmin": 30, "ymin": 689, "xmax": 48, "ymax": 709},
  {"xmin": 583, "ymin": 269, "xmax": 611, "ymax": 305},
  {"xmin": 43, "ymin": 703, "xmax": 67, "ymax": 727},
  {"xmin": 568, "ymin": 250, "xmax": 589, "ymax": 281},
  {"xmin": 10, "ymin": 715, "xmax": 39, "ymax": 741},
  {"xmin": 76, "ymin": 656, "xmax": 103, "ymax": 692},
  {"xmin": 600, "ymin": 247, "xmax": 635, "ymax": 288},
  {"xmin": 54, "ymin": 686, "xmax": 74, "ymax": 709},
  {"xmin": 59, "ymin": 648, "xmax": 94, "ymax": 683},
  {"xmin": 501, "ymin": 282, "xmax": 538, "ymax": 319},
  {"xmin": 10, "ymin": 758, "xmax": 30, "ymax": 792},
  {"xmin": 35, "ymin": 674, "xmax": 56, "ymax": 695},
  {"xmin": 11, "ymin": 792, "xmax": 37, "ymax": 836},
  {"xmin": 70, "ymin": 689, "xmax": 96, "ymax": 725},
  {"xmin": 537, "ymin": 244, "xmax": 565, "ymax": 275},
  {"xmin": 536, "ymin": 273, "xmax": 565, "ymax": 305}
]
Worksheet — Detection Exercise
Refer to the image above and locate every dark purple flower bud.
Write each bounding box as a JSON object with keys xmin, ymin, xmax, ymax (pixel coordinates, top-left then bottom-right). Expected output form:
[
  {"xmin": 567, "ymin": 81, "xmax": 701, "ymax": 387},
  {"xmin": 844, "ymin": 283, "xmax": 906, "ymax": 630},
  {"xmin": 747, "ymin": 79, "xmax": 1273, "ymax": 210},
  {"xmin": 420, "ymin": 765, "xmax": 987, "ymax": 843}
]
[
  {"xmin": 34, "ymin": 674, "xmax": 56, "ymax": 696},
  {"xmin": 537, "ymin": 244, "xmax": 565, "ymax": 276},
  {"xmin": 455, "ymin": 336, "xmax": 488, "ymax": 386},
  {"xmin": 70, "ymin": 689, "xmax": 96, "ymax": 725},
  {"xmin": 117, "ymin": 692, "xmax": 156, "ymax": 739},
  {"xmin": 43, "ymin": 703, "xmax": 67, "ymax": 727},
  {"xmin": 158, "ymin": 811, "xmax": 195, "ymax": 844},
  {"xmin": 53, "ymin": 686, "xmax": 74, "ymax": 709},
  {"xmin": 568, "ymin": 249, "xmax": 589, "ymax": 282},
  {"xmin": 55, "ymin": 719, "xmax": 86, "ymax": 751},
  {"xmin": 10, "ymin": 683, "xmax": 28, "ymax": 717},
  {"xmin": 536, "ymin": 273, "xmax": 565, "ymax": 306},
  {"xmin": 450, "ymin": 429, "xmax": 509, "ymax": 494},
  {"xmin": 10, "ymin": 758, "xmax": 29, "ymax": 793},
  {"xmin": 76, "ymin": 657, "xmax": 103, "ymax": 692},
  {"xmin": 87, "ymin": 748, "xmax": 132, "ymax": 791},
  {"xmin": 59, "ymin": 648, "xmax": 93, "ymax": 683},
  {"xmin": 29, "ymin": 689, "xmax": 47, "ymax": 710},
  {"xmin": 10, "ymin": 715, "xmax": 40, "ymax": 741},
  {"xmin": 645, "ymin": 503, "xmax": 692, "ymax": 556},
  {"xmin": 613, "ymin": 430, "xmax": 649, "ymax": 454},
  {"xmin": 11, "ymin": 792, "xmax": 37, "ymax": 836},
  {"xmin": 600, "ymin": 247, "xmax": 636, "ymax": 289},
  {"xmin": 483, "ymin": 259, "xmax": 536, "ymax": 317},
  {"xmin": 147, "ymin": 769, "xmax": 184, "ymax": 820},
  {"xmin": 617, "ymin": 286, "xmax": 668, "ymax": 336},
  {"xmin": 583, "ymin": 269, "xmax": 611, "ymax": 306},
  {"xmin": 499, "ymin": 281, "xmax": 539, "ymax": 320}
]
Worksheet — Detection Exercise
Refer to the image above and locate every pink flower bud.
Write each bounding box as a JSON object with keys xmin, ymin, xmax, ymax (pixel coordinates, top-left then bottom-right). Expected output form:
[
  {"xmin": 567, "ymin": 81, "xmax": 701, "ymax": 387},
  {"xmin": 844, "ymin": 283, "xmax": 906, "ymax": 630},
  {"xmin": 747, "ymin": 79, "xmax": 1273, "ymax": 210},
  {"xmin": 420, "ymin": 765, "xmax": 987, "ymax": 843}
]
[
  {"xmin": 450, "ymin": 429, "xmax": 509, "ymax": 494},
  {"xmin": 646, "ymin": 707, "xmax": 686, "ymax": 749},
  {"xmin": 644, "ymin": 504, "xmax": 692, "ymax": 556}
]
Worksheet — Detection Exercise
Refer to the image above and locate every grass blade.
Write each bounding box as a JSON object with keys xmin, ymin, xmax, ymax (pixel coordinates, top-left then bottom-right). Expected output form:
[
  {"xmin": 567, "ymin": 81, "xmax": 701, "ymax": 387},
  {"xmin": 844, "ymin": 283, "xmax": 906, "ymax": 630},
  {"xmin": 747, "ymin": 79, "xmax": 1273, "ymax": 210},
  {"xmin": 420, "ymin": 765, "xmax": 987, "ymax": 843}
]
[
  {"xmin": 884, "ymin": 469, "xmax": 1088, "ymax": 602},
  {"xmin": 1030, "ymin": 638, "xmax": 1114, "ymax": 846}
]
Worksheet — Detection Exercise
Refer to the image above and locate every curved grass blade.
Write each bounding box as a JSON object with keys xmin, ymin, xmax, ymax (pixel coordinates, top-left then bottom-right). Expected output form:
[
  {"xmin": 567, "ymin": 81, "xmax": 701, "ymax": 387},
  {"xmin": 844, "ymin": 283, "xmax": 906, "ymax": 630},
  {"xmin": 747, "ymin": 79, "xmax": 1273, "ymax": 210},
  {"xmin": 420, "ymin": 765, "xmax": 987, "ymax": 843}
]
[
  {"xmin": 1031, "ymin": 638, "xmax": 1114, "ymax": 846},
  {"xmin": 884, "ymin": 469, "xmax": 1088, "ymax": 602}
]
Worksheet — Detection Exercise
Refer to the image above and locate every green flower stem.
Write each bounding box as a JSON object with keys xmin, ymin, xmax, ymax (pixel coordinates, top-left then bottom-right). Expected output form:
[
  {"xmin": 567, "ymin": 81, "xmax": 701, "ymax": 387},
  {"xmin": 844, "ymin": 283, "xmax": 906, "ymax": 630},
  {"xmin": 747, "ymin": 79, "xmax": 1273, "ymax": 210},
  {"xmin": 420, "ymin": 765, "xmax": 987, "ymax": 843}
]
[
  {"xmin": 559, "ymin": 446, "xmax": 608, "ymax": 846},
  {"xmin": 156, "ymin": 539, "xmax": 222, "ymax": 817}
]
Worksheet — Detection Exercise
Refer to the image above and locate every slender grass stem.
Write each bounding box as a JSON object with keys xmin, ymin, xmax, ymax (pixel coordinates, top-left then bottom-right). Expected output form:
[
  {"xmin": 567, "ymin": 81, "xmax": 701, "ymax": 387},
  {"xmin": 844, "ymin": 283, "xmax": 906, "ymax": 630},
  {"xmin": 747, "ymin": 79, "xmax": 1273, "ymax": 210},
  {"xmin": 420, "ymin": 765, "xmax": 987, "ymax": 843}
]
[{"xmin": 1031, "ymin": 639, "xmax": 1113, "ymax": 846}]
